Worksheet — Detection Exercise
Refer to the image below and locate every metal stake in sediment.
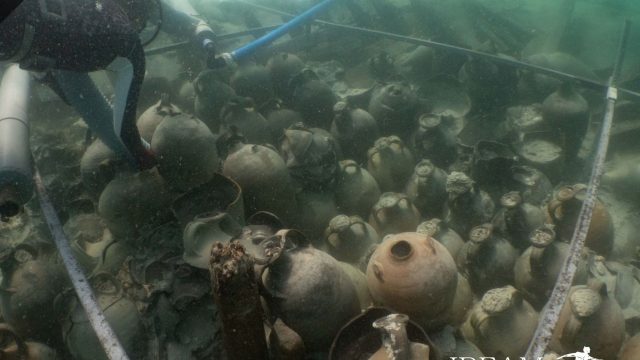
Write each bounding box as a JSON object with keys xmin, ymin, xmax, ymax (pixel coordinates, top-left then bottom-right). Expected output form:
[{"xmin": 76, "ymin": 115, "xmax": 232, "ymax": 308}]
[
  {"xmin": 34, "ymin": 169, "xmax": 130, "ymax": 360},
  {"xmin": 525, "ymin": 19, "xmax": 631, "ymax": 359}
]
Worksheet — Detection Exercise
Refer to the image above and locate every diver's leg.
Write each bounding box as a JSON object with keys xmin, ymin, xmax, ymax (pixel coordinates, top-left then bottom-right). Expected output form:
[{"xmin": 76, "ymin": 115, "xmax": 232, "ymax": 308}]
[
  {"xmin": 108, "ymin": 39, "xmax": 155, "ymax": 169},
  {"xmin": 51, "ymin": 70, "xmax": 137, "ymax": 165}
]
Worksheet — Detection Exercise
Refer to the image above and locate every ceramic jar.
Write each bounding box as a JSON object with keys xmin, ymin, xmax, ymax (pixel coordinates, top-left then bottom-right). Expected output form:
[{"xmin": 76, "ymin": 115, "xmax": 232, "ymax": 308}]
[
  {"xmin": 367, "ymin": 136, "xmax": 415, "ymax": 193},
  {"xmin": 405, "ymin": 159, "xmax": 448, "ymax": 219},
  {"xmin": 325, "ymin": 215, "xmax": 380, "ymax": 264},
  {"xmin": 368, "ymin": 192, "xmax": 421, "ymax": 238},
  {"xmin": 461, "ymin": 285, "xmax": 538, "ymax": 358},
  {"xmin": 334, "ymin": 160, "xmax": 381, "ymax": 219},
  {"xmin": 457, "ymin": 223, "xmax": 518, "ymax": 295},
  {"xmin": 547, "ymin": 184, "xmax": 614, "ymax": 257},
  {"xmin": 151, "ymin": 113, "xmax": 220, "ymax": 192},
  {"xmin": 136, "ymin": 95, "xmax": 181, "ymax": 143},
  {"xmin": 550, "ymin": 281, "xmax": 625, "ymax": 360},
  {"xmin": 366, "ymin": 232, "xmax": 458, "ymax": 331},
  {"xmin": 492, "ymin": 191, "xmax": 545, "ymax": 251},
  {"xmin": 261, "ymin": 230, "xmax": 360, "ymax": 353},
  {"xmin": 444, "ymin": 171, "xmax": 495, "ymax": 237},
  {"xmin": 222, "ymin": 144, "xmax": 296, "ymax": 223},
  {"xmin": 368, "ymin": 314, "xmax": 430, "ymax": 360},
  {"xmin": 514, "ymin": 225, "xmax": 589, "ymax": 309}
]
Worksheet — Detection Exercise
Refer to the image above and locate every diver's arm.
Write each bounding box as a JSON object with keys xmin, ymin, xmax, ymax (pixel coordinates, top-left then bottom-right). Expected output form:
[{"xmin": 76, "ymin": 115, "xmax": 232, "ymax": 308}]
[{"xmin": 112, "ymin": 37, "xmax": 156, "ymax": 170}]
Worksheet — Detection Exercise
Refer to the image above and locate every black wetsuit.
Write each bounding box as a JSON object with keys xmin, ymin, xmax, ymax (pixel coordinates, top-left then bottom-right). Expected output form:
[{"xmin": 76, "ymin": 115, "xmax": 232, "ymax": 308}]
[{"xmin": 1, "ymin": 0, "xmax": 153, "ymax": 168}]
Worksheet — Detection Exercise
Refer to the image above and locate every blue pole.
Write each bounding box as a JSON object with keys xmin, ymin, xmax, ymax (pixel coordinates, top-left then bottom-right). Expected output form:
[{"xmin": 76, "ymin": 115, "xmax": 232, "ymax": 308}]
[{"xmin": 230, "ymin": 0, "xmax": 336, "ymax": 62}]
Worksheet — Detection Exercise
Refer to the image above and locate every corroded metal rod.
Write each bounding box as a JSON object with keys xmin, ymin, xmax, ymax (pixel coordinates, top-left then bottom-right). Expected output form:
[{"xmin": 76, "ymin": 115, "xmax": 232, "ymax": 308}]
[{"xmin": 210, "ymin": 241, "xmax": 269, "ymax": 360}]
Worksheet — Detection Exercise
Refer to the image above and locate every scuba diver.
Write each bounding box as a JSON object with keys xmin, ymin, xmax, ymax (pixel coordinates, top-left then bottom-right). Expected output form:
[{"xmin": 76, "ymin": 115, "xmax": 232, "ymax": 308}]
[{"xmin": 0, "ymin": 0, "xmax": 217, "ymax": 170}]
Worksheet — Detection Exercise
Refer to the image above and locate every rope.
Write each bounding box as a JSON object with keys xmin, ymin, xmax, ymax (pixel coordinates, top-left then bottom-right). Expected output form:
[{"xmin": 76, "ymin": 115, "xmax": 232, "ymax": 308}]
[
  {"xmin": 34, "ymin": 169, "xmax": 130, "ymax": 360},
  {"xmin": 525, "ymin": 19, "xmax": 631, "ymax": 359}
]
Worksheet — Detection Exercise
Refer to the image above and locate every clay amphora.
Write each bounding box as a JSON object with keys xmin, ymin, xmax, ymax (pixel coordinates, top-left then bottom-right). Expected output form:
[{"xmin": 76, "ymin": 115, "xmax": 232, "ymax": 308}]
[
  {"xmin": 177, "ymin": 79, "xmax": 195, "ymax": 114},
  {"xmin": 137, "ymin": 76, "xmax": 173, "ymax": 113},
  {"xmin": 547, "ymin": 184, "xmax": 614, "ymax": 256},
  {"xmin": 261, "ymin": 230, "xmax": 360, "ymax": 353},
  {"xmin": 290, "ymin": 69, "xmax": 337, "ymax": 129},
  {"xmin": 220, "ymin": 96, "xmax": 270, "ymax": 145},
  {"xmin": 280, "ymin": 126, "xmax": 339, "ymax": 191},
  {"xmin": 367, "ymin": 136, "xmax": 415, "ymax": 193},
  {"xmin": 171, "ymin": 173, "xmax": 245, "ymax": 230},
  {"xmin": 417, "ymin": 218, "xmax": 464, "ymax": 260},
  {"xmin": 97, "ymin": 169, "xmax": 171, "ymax": 241},
  {"xmin": 411, "ymin": 113, "xmax": 458, "ymax": 169},
  {"xmin": 0, "ymin": 244, "xmax": 68, "ymax": 346},
  {"xmin": 79, "ymin": 139, "xmax": 120, "ymax": 200},
  {"xmin": 325, "ymin": 215, "xmax": 381, "ymax": 264},
  {"xmin": 445, "ymin": 274, "xmax": 474, "ymax": 327},
  {"xmin": 63, "ymin": 213, "xmax": 113, "ymax": 274},
  {"xmin": 541, "ymin": 82, "xmax": 589, "ymax": 162},
  {"xmin": 457, "ymin": 223, "xmax": 518, "ymax": 295},
  {"xmin": 223, "ymin": 144, "xmax": 296, "ymax": 223},
  {"xmin": 233, "ymin": 211, "xmax": 284, "ymax": 261},
  {"xmin": 366, "ymin": 232, "xmax": 458, "ymax": 331},
  {"xmin": 492, "ymin": 191, "xmax": 545, "ymax": 251},
  {"xmin": 230, "ymin": 63, "xmax": 275, "ymax": 108},
  {"xmin": 514, "ymin": 226, "xmax": 589, "ymax": 309},
  {"xmin": 367, "ymin": 51, "xmax": 397, "ymax": 82},
  {"xmin": 182, "ymin": 212, "xmax": 242, "ymax": 269},
  {"xmin": 62, "ymin": 273, "xmax": 147, "ymax": 360},
  {"xmin": 267, "ymin": 318, "xmax": 306, "ymax": 360},
  {"xmin": 151, "ymin": 113, "xmax": 220, "ymax": 192},
  {"xmin": 261, "ymin": 99, "xmax": 304, "ymax": 145},
  {"xmin": 136, "ymin": 95, "xmax": 181, "ymax": 143},
  {"xmin": 294, "ymin": 189, "xmax": 339, "ymax": 246},
  {"xmin": 509, "ymin": 165, "xmax": 553, "ymax": 206},
  {"xmin": 471, "ymin": 140, "xmax": 517, "ymax": 199},
  {"xmin": 338, "ymin": 261, "xmax": 373, "ymax": 310},
  {"xmin": 619, "ymin": 334, "xmax": 640, "ymax": 360},
  {"xmin": 397, "ymin": 46, "xmax": 435, "ymax": 85},
  {"xmin": 334, "ymin": 160, "xmax": 381, "ymax": 219},
  {"xmin": 405, "ymin": 159, "xmax": 448, "ymax": 219},
  {"xmin": 458, "ymin": 56, "xmax": 517, "ymax": 115},
  {"xmin": 193, "ymin": 70, "xmax": 236, "ymax": 133},
  {"xmin": 517, "ymin": 52, "xmax": 597, "ymax": 102},
  {"xmin": 499, "ymin": 104, "xmax": 548, "ymax": 145},
  {"xmin": 367, "ymin": 82, "xmax": 418, "ymax": 140},
  {"xmin": 331, "ymin": 101, "xmax": 380, "ymax": 164},
  {"xmin": 444, "ymin": 171, "xmax": 495, "ymax": 237},
  {"xmin": 516, "ymin": 131, "xmax": 565, "ymax": 183},
  {"xmin": 550, "ymin": 281, "xmax": 625, "ymax": 360},
  {"xmin": 329, "ymin": 307, "xmax": 436, "ymax": 360},
  {"xmin": 0, "ymin": 324, "xmax": 58, "ymax": 360},
  {"xmin": 461, "ymin": 286, "xmax": 538, "ymax": 359},
  {"xmin": 368, "ymin": 192, "xmax": 421, "ymax": 238},
  {"xmin": 266, "ymin": 52, "xmax": 305, "ymax": 101},
  {"xmin": 368, "ymin": 314, "xmax": 430, "ymax": 360}
]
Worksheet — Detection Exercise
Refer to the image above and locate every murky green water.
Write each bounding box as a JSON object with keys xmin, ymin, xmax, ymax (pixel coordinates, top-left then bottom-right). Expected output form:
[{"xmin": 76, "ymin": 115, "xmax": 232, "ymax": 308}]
[{"xmin": 1, "ymin": 0, "xmax": 640, "ymax": 359}]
